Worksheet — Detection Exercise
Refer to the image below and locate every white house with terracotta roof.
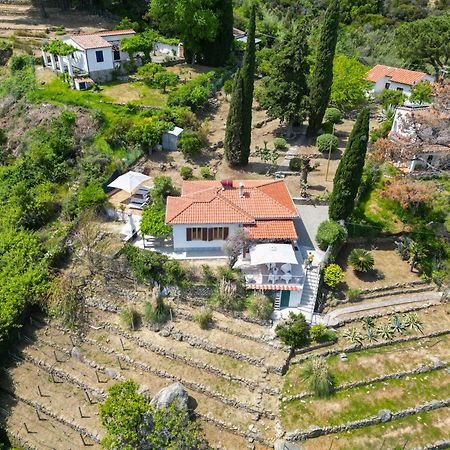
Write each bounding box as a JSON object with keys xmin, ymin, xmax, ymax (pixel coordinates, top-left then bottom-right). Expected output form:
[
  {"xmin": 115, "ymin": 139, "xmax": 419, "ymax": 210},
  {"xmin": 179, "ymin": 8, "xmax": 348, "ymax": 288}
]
[
  {"xmin": 365, "ymin": 64, "xmax": 434, "ymax": 96},
  {"xmin": 42, "ymin": 29, "xmax": 136, "ymax": 83},
  {"xmin": 165, "ymin": 179, "xmax": 299, "ymax": 252},
  {"xmin": 164, "ymin": 179, "xmax": 321, "ymax": 320}
]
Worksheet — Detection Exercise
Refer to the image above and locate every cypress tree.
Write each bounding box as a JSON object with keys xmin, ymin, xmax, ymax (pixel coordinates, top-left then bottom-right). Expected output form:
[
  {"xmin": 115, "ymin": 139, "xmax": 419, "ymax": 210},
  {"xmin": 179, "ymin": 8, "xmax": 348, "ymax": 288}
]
[
  {"xmin": 224, "ymin": 70, "xmax": 245, "ymax": 166},
  {"xmin": 329, "ymin": 107, "xmax": 370, "ymax": 221},
  {"xmin": 240, "ymin": 4, "xmax": 256, "ymax": 166},
  {"xmin": 307, "ymin": 0, "xmax": 340, "ymax": 136},
  {"xmin": 201, "ymin": 0, "xmax": 233, "ymax": 67},
  {"xmin": 257, "ymin": 25, "xmax": 310, "ymax": 137}
]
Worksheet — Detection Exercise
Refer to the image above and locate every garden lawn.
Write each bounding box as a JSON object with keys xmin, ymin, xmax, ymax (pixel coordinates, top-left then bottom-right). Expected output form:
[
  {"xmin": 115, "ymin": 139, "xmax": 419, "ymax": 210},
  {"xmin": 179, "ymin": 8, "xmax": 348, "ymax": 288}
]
[
  {"xmin": 281, "ymin": 369, "xmax": 450, "ymax": 430},
  {"xmin": 283, "ymin": 334, "xmax": 450, "ymax": 396},
  {"xmin": 301, "ymin": 406, "xmax": 450, "ymax": 450},
  {"xmin": 101, "ymin": 81, "xmax": 167, "ymax": 107}
]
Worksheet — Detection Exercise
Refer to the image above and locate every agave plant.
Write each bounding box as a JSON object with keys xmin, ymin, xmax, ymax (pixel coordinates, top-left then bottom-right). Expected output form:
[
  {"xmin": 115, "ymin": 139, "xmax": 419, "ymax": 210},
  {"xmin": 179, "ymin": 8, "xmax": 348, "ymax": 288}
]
[
  {"xmin": 343, "ymin": 327, "xmax": 364, "ymax": 345},
  {"xmin": 366, "ymin": 327, "xmax": 378, "ymax": 343},
  {"xmin": 378, "ymin": 322, "xmax": 394, "ymax": 341},
  {"xmin": 348, "ymin": 248, "xmax": 375, "ymax": 273},
  {"xmin": 404, "ymin": 312, "xmax": 423, "ymax": 334},
  {"xmin": 362, "ymin": 316, "xmax": 375, "ymax": 330},
  {"xmin": 391, "ymin": 314, "xmax": 406, "ymax": 334}
]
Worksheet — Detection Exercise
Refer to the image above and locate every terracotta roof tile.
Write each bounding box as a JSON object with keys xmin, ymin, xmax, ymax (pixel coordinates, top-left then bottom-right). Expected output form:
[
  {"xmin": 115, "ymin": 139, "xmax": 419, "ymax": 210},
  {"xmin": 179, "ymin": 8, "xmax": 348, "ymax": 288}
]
[
  {"xmin": 166, "ymin": 180, "xmax": 299, "ymax": 241},
  {"xmin": 96, "ymin": 29, "xmax": 136, "ymax": 37},
  {"xmin": 245, "ymin": 220, "xmax": 297, "ymax": 240},
  {"xmin": 366, "ymin": 65, "xmax": 430, "ymax": 86},
  {"xmin": 70, "ymin": 34, "xmax": 112, "ymax": 50}
]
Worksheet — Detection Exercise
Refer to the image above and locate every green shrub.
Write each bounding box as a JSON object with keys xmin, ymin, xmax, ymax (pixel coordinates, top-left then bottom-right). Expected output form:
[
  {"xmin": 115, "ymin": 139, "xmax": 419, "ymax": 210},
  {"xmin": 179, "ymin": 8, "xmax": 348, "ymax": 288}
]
[
  {"xmin": 153, "ymin": 71, "xmax": 179, "ymax": 93},
  {"xmin": 346, "ymin": 287, "xmax": 362, "ymax": 302},
  {"xmin": 323, "ymin": 108, "xmax": 341, "ymax": 124},
  {"xmin": 301, "ymin": 357, "xmax": 335, "ymax": 397},
  {"xmin": 275, "ymin": 312, "xmax": 310, "ymax": 348},
  {"xmin": 376, "ymin": 89, "xmax": 405, "ymax": 108},
  {"xmin": 77, "ymin": 182, "xmax": 106, "ymax": 210},
  {"xmin": 316, "ymin": 133, "xmax": 338, "ymax": 153},
  {"xmin": 140, "ymin": 204, "xmax": 171, "ymax": 238},
  {"xmin": 144, "ymin": 296, "xmax": 170, "ymax": 325},
  {"xmin": 310, "ymin": 324, "xmax": 337, "ymax": 343},
  {"xmin": 195, "ymin": 307, "xmax": 213, "ymax": 329},
  {"xmin": 120, "ymin": 306, "xmax": 140, "ymax": 331},
  {"xmin": 323, "ymin": 264, "xmax": 344, "ymax": 288},
  {"xmin": 200, "ymin": 166, "xmax": 212, "ymax": 179},
  {"xmin": 223, "ymin": 78, "xmax": 233, "ymax": 96},
  {"xmin": 10, "ymin": 54, "xmax": 32, "ymax": 72},
  {"xmin": 315, "ymin": 220, "xmax": 348, "ymax": 251},
  {"xmin": 348, "ymin": 248, "xmax": 375, "ymax": 272},
  {"xmin": 289, "ymin": 157, "xmax": 302, "ymax": 172},
  {"xmin": 151, "ymin": 176, "xmax": 178, "ymax": 204},
  {"xmin": 202, "ymin": 264, "xmax": 216, "ymax": 286},
  {"xmin": 168, "ymin": 72, "xmax": 214, "ymax": 110},
  {"xmin": 178, "ymin": 130, "xmax": 203, "ymax": 156},
  {"xmin": 273, "ymin": 137, "xmax": 287, "ymax": 151},
  {"xmin": 247, "ymin": 292, "xmax": 273, "ymax": 321},
  {"xmin": 180, "ymin": 166, "xmax": 193, "ymax": 180}
]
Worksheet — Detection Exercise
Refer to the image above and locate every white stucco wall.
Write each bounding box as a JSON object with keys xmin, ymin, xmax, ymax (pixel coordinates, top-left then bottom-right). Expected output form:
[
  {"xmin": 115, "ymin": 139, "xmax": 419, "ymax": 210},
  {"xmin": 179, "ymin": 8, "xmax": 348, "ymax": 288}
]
[
  {"xmin": 172, "ymin": 224, "xmax": 241, "ymax": 250},
  {"xmin": 372, "ymin": 74, "xmax": 434, "ymax": 96},
  {"xmin": 153, "ymin": 42, "xmax": 178, "ymax": 55},
  {"xmin": 86, "ymin": 47, "xmax": 114, "ymax": 72}
]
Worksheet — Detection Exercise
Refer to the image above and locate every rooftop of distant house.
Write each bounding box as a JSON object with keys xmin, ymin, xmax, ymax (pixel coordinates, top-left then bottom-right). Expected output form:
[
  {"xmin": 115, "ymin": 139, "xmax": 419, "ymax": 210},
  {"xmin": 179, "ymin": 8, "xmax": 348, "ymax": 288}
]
[
  {"xmin": 165, "ymin": 180, "xmax": 299, "ymax": 240},
  {"xmin": 366, "ymin": 64, "xmax": 432, "ymax": 86},
  {"xmin": 66, "ymin": 29, "xmax": 136, "ymax": 50}
]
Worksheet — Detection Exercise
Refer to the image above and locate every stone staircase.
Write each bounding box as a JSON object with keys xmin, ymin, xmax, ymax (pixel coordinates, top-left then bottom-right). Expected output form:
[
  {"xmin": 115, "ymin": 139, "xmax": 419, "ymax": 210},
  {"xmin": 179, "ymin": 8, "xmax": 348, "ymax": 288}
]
[{"xmin": 299, "ymin": 266, "xmax": 321, "ymax": 322}]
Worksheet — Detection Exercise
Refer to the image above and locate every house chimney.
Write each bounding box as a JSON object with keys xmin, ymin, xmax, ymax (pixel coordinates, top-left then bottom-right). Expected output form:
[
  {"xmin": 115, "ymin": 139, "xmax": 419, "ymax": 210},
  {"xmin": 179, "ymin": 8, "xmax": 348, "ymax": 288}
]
[{"xmin": 239, "ymin": 181, "xmax": 244, "ymax": 198}]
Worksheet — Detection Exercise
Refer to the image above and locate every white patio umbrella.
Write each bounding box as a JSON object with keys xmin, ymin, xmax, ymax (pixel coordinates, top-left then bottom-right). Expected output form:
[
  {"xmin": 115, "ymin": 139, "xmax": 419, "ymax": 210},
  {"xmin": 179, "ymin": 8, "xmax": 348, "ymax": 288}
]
[
  {"xmin": 249, "ymin": 243, "xmax": 298, "ymax": 266},
  {"xmin": 107, "ymin": 171, "xmax": 151, "ymax": 194}
]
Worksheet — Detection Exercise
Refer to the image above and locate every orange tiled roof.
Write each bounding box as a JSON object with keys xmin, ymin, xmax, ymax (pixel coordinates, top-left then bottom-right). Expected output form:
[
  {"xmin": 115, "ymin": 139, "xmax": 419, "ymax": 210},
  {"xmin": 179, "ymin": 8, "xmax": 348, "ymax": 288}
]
[
  {"xmin": 69, "ymin": 29, "xmax": 136, "ymax": 50},
  {"xmin": 365, "ymin": 65, "xmax": 430, "ymax": 86},
  {"xmin": 166, "ymin": 180, "xmax": 298, "ymax": 241},
  {"xmin": 245, "ymin": 220, "xmax": 297, "ymax": 240},
  {"xmin": 70, "ymin": 34, "xmax": 113, "ymax": 50}
]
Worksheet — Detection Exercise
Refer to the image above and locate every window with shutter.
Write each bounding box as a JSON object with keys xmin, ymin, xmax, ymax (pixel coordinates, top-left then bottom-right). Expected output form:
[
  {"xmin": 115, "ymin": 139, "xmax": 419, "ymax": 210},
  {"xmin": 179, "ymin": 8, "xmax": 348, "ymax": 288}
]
[
  {"xmin": 223, "ymin": 227, "xmax": 229, "ymax": 240},
  {"xmin": 186, "ymin": 228, "xmax": 192, "ymax": 241},
  {"xmin": 208, "ymin": 228, "xmax": 213, "ymax": 241},
  {"xmin": 202, "ymin": 228, "xmax": 208, "ymax": 241}
]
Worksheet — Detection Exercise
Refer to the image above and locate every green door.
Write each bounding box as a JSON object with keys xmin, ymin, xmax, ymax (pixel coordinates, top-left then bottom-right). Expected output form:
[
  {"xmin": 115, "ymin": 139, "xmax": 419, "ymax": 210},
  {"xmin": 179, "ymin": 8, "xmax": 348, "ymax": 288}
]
[{"xmin": 280, "ymin": 290, "xmax": 290, "ymax": 308}]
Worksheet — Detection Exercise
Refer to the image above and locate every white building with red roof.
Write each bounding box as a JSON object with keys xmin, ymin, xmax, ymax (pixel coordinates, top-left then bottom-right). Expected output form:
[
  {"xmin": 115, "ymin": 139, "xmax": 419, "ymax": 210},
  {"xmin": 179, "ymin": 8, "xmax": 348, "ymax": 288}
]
[
  {"xmin": 166, "ymin": 179, "xmax": 299, "ymax": 252},
  {"xmin": 365, "ymin": 64, "xmax": 434, "ymax": 96},
  {"xmin": 42, "ymin": 29, "xmax": 136, "ymax": 84}
]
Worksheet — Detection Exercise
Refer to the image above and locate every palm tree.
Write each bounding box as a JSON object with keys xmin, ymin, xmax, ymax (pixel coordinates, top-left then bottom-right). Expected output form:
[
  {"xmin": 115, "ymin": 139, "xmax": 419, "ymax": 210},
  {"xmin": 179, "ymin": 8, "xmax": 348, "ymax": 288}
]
[
  {"xmin": 348, "ymin": 248, "xmax": 375, "ymax": 273},
  {"xmin": 404, "ymin": 312, "xmax": 423, "ymax": 334},
  {"xmin": 343, "ymin": 327, "xmax": 364, "ymax": 345},
  {"xmin": 300, "ymin": 357, "xmax": 335, "ymax": 397},
  {"xmin": 362, "ymin": 316, "xmax": 375, "ymax": 330},
  {"xmin": 378, "ymin": 322, "xmax": 394, "ymax": 341},
  {"xmin": 391, "ymin": 314, "xmax": 406, "ymax": 334},
  {"xmin": 366, "ymin": 327, "xmax": 378, "ymax": 343}
]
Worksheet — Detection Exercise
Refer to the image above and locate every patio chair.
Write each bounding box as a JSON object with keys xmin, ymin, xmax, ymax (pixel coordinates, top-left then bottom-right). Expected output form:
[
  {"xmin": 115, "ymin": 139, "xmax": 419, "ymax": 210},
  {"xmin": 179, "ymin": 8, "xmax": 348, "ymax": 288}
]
[
  {"xmin": 281, "ymin": 273, "xmax": 292, "ymax": 284},
  {"xmin": 268, "ymin": 274, "xmax": 279, "ymax": 284},
  {"xmin": 281, "ymin": 263, "xmax": 292, "ymax": 274}
]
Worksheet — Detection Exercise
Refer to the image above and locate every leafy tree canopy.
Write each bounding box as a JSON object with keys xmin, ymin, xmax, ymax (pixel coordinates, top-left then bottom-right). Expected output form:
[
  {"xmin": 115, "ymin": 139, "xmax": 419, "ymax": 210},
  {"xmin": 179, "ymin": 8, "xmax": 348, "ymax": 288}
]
[
  {"xmin": 394, "ymin": 14, "xmax": 450, "ymax": 77},
  {"xmin": 140, "ymin": 204, "xmax": 172, "ymax": 238},
  {"xmin": 43, "ymin": 40, "xmax": 77, "ymax": 56}
]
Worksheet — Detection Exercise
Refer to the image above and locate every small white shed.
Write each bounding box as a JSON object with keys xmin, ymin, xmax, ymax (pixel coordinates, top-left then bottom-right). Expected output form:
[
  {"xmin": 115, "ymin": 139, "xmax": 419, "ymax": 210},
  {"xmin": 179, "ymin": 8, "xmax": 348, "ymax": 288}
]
[{"xmin": 162, "ymin": 127, "xmax": 184, "ymax": 151}]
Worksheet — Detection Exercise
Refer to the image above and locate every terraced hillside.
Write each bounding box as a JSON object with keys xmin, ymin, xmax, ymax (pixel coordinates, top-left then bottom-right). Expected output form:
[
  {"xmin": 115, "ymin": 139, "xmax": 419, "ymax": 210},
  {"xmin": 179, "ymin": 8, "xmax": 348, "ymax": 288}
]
[
  {"xmin": 1, "ymin": 267, "xmax": 290, "ymax": 450},
  {"xmin": 282, "ymin": 303, "xmax": 450, "ymax": 449},
  {"xmin": 0, "ymin": 0, "xmax": 114, "ymax": 39}
]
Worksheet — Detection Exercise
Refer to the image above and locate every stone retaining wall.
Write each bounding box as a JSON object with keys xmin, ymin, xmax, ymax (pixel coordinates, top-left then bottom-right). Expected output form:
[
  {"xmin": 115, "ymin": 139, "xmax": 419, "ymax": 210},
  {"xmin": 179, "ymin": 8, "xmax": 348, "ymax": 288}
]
[
  {"xmin": 79, "ymin": 335, "xmax": 276, "ymax": 420},
  {"xmin": 283, "ymin": 362, "xmax": 449, "ymax": 403},
  {"xmin": 97, "ymin": 322, "xmax": 280, "ymax": 397},
  {"xmin": 195, "ymin": 411, "xmax": 273, "ymax": 448},
  {"xmin": 285, "ymin": 398, "xmax": 450, "ymax": 441},
  {"xmin": 2, "ymin": 388, "xmax": 101, "ymax": 443},
  {"xmin": 175, "ymin": 309, "xmax": 288, "ymax": 352},
  {"xmin": 335, "ymin": 302, "xmax": 441, "ymax": 328},
  {"xmin": 290, "ymin": 329, "xmax": 450, "ymax": 366},
  {"xmin": 162, "ymin": 324, "xmax": 282, "ymax": 374}
]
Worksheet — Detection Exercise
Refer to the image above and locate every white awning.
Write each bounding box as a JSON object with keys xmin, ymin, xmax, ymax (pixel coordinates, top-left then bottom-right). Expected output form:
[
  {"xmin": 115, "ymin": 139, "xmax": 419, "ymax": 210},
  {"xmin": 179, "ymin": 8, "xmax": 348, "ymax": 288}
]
[
  {"xmin": 107, "ymin": 171, "xmax": 151, "ymax": 194},
  {"xmin": 249, "ymin": 243, "xmax": 298, "ymax": 266}
]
